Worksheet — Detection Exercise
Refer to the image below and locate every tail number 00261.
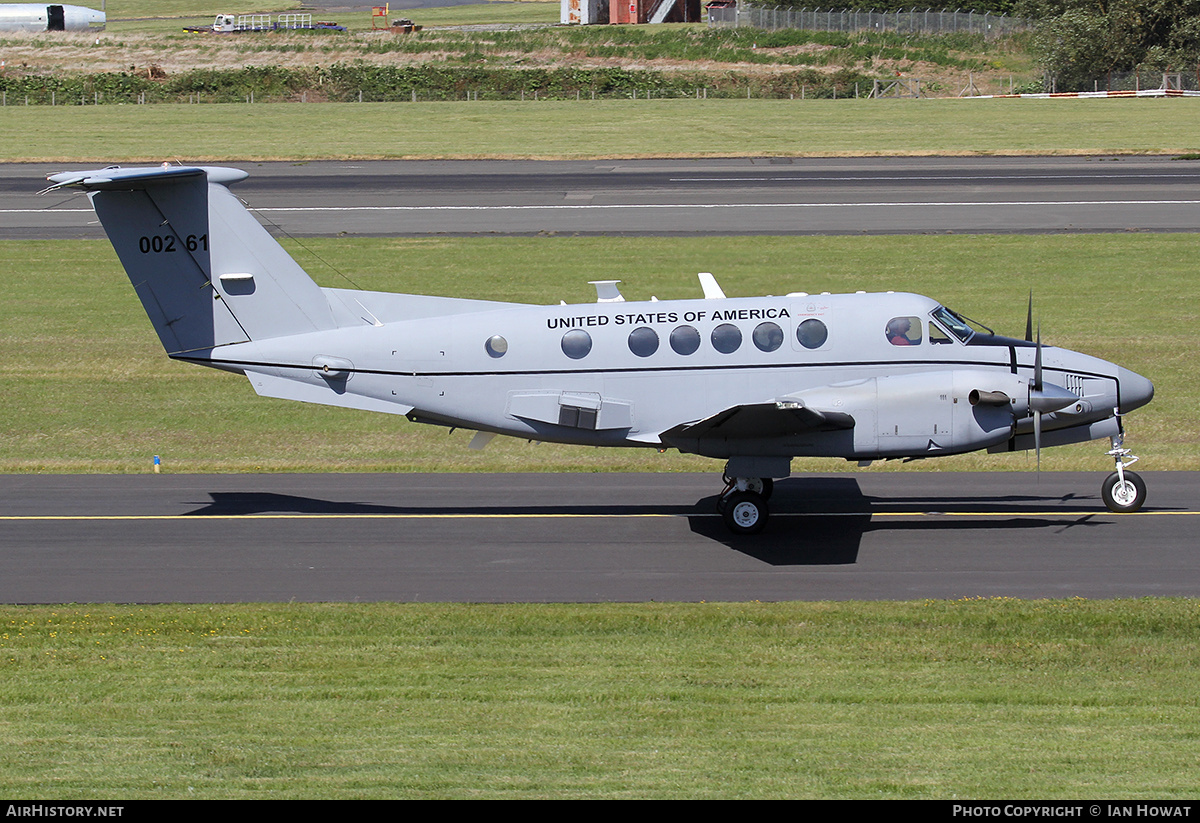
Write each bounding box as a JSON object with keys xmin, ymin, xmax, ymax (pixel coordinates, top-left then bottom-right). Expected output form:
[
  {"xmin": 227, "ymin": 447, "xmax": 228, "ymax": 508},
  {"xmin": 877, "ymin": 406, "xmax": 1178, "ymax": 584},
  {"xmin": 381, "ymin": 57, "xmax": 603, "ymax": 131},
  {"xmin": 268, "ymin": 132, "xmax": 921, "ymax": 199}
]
[{"xmin": 138, "ymin": 234, "xmax": 208, "ymax": 254}]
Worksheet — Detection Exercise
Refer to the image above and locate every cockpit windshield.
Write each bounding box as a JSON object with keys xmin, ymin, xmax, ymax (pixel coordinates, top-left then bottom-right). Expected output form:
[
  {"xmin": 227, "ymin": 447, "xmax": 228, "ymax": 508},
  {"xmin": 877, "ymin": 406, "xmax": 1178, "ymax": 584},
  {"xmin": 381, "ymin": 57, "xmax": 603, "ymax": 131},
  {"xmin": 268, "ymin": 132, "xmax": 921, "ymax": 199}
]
[{"xmin": 930, "ymin": 306, "xmax": 994, "ymax": 344}]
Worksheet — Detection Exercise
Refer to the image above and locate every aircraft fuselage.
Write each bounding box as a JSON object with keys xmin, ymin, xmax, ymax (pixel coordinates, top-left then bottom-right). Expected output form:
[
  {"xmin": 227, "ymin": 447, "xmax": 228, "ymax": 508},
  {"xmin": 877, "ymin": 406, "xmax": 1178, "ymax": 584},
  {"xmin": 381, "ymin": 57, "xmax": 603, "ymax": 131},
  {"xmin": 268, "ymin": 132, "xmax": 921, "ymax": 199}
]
[{"xmin": 205, "ymin": 289, "xmax": 1150, "ymax": 464}]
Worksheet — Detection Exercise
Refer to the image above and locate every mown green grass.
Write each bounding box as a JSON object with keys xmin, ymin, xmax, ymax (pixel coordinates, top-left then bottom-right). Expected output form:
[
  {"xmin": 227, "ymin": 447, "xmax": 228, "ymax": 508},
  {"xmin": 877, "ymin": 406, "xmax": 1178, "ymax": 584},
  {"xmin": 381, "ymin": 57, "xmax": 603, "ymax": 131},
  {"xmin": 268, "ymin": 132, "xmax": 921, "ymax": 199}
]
[
  {"xmin": 0, "ymin": 234, "xmax": 1188, "ymax": 473},
  {"xmin": 101, "ymin": 0, "xmax": 300, "ymax": 19},
  {"xmin": 94, "ymin": 0, "xmax": 556, "ymax": 30},
  {"xmin": 97, "ymin": 0, "xmax": 558, "ymax": 33},
  {"xmin": 2, "ymin": 599, "xmax": 1198, "ymax": 799},
  {"xmin": 4, "ymin": 99, "xmax": 1199, "ymax": 162}
]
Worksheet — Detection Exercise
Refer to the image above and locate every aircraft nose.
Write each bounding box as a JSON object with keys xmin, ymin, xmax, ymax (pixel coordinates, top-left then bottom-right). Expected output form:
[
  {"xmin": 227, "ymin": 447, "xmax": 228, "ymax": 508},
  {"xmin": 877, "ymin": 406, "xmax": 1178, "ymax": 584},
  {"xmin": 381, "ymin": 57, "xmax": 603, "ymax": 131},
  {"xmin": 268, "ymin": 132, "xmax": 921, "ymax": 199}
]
[{"xmin": 1118, "ymin": 367, "xmax": 1154, "ymax": 414}]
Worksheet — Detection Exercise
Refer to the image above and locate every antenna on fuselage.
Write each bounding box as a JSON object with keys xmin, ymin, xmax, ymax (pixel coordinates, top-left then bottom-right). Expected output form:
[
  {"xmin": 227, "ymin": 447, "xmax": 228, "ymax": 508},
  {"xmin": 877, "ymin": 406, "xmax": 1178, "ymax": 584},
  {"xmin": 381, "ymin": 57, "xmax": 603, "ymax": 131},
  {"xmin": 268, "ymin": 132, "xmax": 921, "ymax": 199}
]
[
  {"xmin": 698, "ymin": 272, "xmax": 725, "ymax": 299},
  {"xmin": 589, "ymin": 281, "xmax": 624, "ymax": 303}
]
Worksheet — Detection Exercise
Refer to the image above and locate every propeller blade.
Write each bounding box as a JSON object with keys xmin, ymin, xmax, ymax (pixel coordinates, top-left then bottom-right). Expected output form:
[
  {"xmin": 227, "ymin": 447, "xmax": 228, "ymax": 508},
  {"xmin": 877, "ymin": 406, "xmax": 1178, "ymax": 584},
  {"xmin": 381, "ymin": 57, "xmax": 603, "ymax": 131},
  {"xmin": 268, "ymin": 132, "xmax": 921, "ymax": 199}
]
[
  {"xmin": 1027, "ymin": 321, "xmax": 1079, "ymax": 413},
  {"xmin": 1034, "ymin": 408, "xmax": 1042, "ymax": 474},
  {"xmin": 1034, "ymin": 322, "xmax": 1042, "ymax": 391},
  {"xmin": 1025, "ymin": 291, "xmax": 1033, "ymax": 343},
  {"xmin": 1033, "ymin": 320, "xmax": 1042, "ymax": 473}
]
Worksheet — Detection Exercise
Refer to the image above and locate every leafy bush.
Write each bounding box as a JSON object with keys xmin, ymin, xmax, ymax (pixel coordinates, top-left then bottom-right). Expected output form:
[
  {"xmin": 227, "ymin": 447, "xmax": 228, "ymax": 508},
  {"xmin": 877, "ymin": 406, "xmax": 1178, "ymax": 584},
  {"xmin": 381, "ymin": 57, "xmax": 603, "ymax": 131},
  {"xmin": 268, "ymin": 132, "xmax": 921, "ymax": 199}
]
[
  {"xmin": 0, "ymin": 64, "xmax": 879, "ymax": 104},
  {"xmin": 753, "ymin": 1, "xmax": 1019, "ymax": 12},
  {"xmin": 1017, "ymin": 0, "xmax": 1200, "ymax": 91}
]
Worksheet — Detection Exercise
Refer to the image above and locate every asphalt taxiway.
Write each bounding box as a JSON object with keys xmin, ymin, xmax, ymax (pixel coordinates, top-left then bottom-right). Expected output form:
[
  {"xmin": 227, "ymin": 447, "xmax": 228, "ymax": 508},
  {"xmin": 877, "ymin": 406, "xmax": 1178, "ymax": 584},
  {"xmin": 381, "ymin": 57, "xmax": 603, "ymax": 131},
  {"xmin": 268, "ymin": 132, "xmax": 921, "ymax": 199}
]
[
  {"xmin": 7, "ymin": 156, "xmax": 1200, "ymax": 238},
  {"xmin": 2, "ymin": 472, "xmax": 1197, "ymax": 603}
]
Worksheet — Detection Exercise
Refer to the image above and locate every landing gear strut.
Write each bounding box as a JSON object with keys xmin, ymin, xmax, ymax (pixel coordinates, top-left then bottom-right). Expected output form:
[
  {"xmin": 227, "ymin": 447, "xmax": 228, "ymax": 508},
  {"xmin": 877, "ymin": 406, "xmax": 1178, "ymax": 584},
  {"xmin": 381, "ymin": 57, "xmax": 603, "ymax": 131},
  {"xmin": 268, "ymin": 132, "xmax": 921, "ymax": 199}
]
[
  {"xmin": 1101, "ymin": 434, "xmax": 1145, "ymax": 513},
  {"xmin": 717, "ymin": 475, "xmax": 773, "ymax": 534}
]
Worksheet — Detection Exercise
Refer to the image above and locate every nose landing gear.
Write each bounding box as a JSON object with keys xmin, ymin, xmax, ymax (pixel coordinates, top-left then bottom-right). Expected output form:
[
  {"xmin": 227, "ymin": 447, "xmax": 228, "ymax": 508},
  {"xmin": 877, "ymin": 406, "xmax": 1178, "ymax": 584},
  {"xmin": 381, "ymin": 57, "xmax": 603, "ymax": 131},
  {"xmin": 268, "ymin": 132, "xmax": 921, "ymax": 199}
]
[{"xmin": 1102, "ymin": 434, "xmax": 1145, "ymax": 513}]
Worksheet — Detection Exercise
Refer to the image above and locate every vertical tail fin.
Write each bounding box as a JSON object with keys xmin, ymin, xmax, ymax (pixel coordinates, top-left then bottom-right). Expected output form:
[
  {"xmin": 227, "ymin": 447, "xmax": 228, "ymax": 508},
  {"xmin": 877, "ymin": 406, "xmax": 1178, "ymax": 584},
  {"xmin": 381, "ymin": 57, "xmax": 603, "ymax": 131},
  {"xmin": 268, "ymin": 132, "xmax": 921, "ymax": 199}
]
[{"xmin": 44, "ymin": 165, "xmax": 336, "ymax": 356}]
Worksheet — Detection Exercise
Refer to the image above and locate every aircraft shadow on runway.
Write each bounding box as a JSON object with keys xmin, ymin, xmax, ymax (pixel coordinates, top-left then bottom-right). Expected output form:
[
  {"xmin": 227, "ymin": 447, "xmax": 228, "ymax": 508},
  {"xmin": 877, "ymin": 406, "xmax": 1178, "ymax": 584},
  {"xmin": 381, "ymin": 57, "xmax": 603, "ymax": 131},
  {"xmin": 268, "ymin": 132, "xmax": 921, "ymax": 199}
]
[
  {"xmin": 185, "ymin": 477, "xmax": 1112, "ymax": 567},
  {"xmin": 688, "ymin": 477, "xmax": 1111, "ymax": 565}
]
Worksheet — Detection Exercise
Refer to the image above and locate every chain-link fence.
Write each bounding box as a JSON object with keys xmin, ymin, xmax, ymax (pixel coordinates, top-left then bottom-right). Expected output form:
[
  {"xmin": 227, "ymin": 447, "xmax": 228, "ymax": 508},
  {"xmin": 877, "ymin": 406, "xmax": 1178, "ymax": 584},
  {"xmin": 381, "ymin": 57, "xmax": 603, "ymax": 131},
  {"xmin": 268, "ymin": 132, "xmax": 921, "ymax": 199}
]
[
  {"xmin": 708, "ymin": 6, "xmax": 1029, "ymax": 38},
  {"xmin": 1068, "ymin": 70, "xmax": 1200, "ymax": 94}
]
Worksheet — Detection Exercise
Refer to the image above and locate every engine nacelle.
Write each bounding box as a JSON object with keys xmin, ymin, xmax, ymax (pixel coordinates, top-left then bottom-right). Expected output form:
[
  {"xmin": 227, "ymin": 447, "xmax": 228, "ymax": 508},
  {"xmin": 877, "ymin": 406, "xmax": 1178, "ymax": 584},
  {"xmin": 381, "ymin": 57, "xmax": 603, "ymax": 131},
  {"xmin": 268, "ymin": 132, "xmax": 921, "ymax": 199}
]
[{"xmin": 787, "ymin": 369, "xmax": 1027, "ymax": 459}]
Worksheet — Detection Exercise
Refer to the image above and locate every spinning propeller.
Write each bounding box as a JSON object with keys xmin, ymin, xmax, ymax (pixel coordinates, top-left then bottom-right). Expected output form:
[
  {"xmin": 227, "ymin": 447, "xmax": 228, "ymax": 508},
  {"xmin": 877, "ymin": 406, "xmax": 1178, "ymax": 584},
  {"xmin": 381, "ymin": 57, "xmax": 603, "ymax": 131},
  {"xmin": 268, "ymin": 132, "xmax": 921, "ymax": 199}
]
[{"xmin": 1024, "ymin": 297, "xmax": 1079, "ymax": 469}]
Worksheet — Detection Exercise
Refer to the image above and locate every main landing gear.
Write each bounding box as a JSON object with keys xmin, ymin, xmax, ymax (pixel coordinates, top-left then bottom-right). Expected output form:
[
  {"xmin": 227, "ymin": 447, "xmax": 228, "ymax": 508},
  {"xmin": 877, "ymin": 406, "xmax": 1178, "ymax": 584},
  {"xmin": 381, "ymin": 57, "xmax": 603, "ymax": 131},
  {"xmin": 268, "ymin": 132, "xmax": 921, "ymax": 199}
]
[
  {"xmin": 1101, "ymin": 434, "xmax": 1146, "ymax": 513},
  {"xmin": 715, "ymin": 433, "xmax": 1148, "ymax": 532},
  {"xmin": 717, "ymin": 475, "xmax": 774, "ymax": 535}
]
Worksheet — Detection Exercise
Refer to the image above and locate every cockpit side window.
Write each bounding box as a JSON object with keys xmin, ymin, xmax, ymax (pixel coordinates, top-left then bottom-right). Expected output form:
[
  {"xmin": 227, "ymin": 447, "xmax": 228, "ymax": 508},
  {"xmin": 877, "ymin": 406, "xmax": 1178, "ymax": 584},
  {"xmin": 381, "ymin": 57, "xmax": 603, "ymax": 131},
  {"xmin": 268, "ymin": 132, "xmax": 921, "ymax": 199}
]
[
  {"xmin": 886, "ymin": 316, "xmax": 921, "ymax": 346},
  {"xmin": 928, "ymin": 322, "xmax": 953, "ymax": 345},
  {"xmin": 931, "ymin": 305, "xmax": 986, "ymax": 343}
]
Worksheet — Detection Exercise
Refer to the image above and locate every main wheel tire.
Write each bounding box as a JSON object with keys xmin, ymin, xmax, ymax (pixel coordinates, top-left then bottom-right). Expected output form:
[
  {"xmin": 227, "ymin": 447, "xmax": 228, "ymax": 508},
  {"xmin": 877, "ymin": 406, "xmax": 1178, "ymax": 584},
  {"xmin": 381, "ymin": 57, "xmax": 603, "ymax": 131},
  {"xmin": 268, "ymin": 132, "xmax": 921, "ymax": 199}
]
[
  {"xmin": 1102, "ymin": 470, "xmax": 1146, "ymax": 513},
  {"xmin": 722, "ymin": 491, "xmax": 768, "ymax": 535},
  {"xmin": 757, "ymin": 477, "xmax": 774, "ymax": 501},
  {"xmin": 717, "ymin": 478, "xmax": 773, "ymax": 511}
]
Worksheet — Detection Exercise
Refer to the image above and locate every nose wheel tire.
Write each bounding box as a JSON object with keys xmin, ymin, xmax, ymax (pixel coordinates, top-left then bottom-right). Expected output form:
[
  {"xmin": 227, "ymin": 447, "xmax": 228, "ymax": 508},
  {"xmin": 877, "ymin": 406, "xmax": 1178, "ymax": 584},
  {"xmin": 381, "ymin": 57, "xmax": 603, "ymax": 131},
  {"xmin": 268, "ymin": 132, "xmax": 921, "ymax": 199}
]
[
  {"xmin": 1102, "ymin": 470, "xmax": 1146, "ymax": 513},
  {"xmin": 721, "ymin": 491, "xmax": 768, "ymax": 535}
]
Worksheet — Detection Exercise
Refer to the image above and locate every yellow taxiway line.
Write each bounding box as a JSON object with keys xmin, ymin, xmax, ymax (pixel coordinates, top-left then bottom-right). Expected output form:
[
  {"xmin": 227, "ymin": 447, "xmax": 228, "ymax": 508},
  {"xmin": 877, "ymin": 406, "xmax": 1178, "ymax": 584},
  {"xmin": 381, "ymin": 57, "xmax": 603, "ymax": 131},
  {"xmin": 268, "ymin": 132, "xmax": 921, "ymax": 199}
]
[{"xmin": 1, "ymin": 510, "xmax": 1197, "ymax": 521}]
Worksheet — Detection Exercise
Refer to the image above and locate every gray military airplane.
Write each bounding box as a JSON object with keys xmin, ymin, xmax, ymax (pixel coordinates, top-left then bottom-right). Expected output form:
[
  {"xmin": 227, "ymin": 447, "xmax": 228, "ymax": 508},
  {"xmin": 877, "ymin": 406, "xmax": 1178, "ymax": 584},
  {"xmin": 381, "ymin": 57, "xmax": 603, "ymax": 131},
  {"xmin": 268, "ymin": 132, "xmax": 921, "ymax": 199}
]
[{"xmin": 42, "ymin": 164, "xmax": 1155, "ymax": 534}]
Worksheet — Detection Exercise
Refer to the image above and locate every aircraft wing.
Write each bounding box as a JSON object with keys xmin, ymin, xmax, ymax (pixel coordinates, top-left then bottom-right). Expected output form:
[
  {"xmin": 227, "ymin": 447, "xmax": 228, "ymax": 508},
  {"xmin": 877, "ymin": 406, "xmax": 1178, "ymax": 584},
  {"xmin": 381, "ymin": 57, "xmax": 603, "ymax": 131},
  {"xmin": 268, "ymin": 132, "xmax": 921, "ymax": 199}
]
[{"xmin": 662, "ymin": 399, "xmax": 855, "ymax": 442}]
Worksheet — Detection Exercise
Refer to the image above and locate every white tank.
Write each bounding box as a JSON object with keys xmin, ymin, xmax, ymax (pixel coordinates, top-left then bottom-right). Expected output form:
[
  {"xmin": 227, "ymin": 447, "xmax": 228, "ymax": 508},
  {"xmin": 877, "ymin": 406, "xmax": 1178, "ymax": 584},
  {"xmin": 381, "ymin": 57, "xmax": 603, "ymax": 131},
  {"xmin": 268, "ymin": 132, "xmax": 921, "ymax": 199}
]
[{"xmin": 0, "ymin": 4, "xmax": 106, "ymax": 32}]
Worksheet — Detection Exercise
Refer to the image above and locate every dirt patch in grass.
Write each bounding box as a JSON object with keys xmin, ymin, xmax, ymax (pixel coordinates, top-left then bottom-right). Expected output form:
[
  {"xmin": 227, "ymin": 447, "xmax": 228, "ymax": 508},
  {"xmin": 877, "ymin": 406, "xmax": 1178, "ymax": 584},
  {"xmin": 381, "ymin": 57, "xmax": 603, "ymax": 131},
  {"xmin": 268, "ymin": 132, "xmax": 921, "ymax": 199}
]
[
  {"xmin": 2, "ymin": 31, "xmax": 841, "ymax": 77},
  {"xmin": 0, "ymin": 27, "xmax": 1035, "ymax": 95}
]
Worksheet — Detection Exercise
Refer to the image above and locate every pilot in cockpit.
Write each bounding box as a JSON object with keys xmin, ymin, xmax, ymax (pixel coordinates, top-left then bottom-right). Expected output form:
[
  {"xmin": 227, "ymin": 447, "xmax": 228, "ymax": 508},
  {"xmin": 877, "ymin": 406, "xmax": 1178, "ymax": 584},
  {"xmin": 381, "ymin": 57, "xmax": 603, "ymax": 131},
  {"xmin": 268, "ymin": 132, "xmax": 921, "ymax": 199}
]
[{"xmin": 887, "ymin": 316, "xmax": 917, "ymax": 346}]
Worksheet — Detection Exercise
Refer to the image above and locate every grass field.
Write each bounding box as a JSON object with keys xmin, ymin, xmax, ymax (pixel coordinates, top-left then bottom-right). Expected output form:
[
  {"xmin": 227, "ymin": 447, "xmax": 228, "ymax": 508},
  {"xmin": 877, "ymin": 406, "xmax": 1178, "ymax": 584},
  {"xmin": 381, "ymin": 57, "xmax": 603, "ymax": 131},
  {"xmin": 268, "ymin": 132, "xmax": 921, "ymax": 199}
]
[
  {"xmin": 4, "ymin": 98, "xmax": 1200, "ymax": 161},
  {"xmin": 103, "ymin": 1, "xmax": 562, "ymax": 34},
  {"xmin": 95, "ymin": 0, "xmax": 556, "ymax": 25},
  {"xmin": 3, "ymin": 599, "xmax": 1199, "ymax": 799},
  {"xmin": 82, "ymin": 0, "xmax": 556, "ymax": 26}
]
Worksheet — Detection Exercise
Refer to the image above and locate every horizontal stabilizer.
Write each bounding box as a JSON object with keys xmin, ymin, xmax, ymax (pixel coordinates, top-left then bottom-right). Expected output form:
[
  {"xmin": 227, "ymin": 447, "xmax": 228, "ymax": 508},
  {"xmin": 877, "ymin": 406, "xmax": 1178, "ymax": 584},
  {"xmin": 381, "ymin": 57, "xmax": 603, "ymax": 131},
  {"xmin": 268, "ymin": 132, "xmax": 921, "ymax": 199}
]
[
  {"xmin": 44, "ymin": 165, "xmax": 247, "ymax": 192},
  {"xmin": 246, "ymin": 370, "xmax": 413, "ymax": 416}
]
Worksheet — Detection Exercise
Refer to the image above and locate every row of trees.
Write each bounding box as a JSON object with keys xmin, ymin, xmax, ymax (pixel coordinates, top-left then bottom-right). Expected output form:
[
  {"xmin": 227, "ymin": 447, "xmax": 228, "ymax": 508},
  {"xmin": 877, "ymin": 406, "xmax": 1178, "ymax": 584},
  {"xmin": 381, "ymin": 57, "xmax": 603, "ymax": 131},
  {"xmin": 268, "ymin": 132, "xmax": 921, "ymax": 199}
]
[
  {"xmin": 753, "ymin": 0, "xmax": 1016, "ymax": 10},
  {"xmin": 1017, "ymin": 0, "xmax": 1200, "ymax": 90},
  {"xmin": 750, "ymin": 1, "xmax": 1200, "ymax": 91}
]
